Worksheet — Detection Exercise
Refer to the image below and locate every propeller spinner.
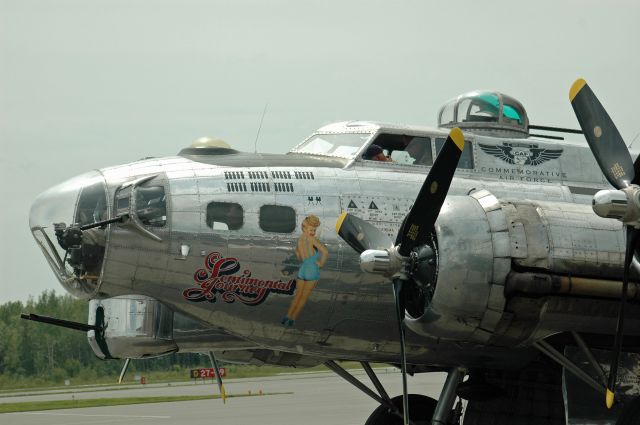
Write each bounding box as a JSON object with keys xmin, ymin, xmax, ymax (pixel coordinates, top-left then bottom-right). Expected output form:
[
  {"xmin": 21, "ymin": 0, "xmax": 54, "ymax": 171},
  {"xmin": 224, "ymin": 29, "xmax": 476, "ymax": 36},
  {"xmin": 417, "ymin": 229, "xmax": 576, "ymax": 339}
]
[
  {"xmin": 336, "ymin": 127, "xmax": 465, "ymax": 425},
  {"xmin": 569, "ymin": 78, "xmax": 640, "ymax": 408}
]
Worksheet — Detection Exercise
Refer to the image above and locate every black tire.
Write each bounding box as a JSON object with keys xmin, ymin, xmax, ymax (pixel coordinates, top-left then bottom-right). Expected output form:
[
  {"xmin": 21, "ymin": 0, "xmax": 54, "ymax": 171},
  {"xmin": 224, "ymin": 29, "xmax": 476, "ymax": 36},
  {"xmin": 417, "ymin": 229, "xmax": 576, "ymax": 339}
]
[
  {"xmin": 364, "ymin": 394, "xmax": 438, "ymax": 425},
  {"xmin": 463, "ymin": 361, "xmax": 565, "ymax": 425},
  {"xmin": 617, "ymin": 396, "xmax": 640, "ymax": 425}
]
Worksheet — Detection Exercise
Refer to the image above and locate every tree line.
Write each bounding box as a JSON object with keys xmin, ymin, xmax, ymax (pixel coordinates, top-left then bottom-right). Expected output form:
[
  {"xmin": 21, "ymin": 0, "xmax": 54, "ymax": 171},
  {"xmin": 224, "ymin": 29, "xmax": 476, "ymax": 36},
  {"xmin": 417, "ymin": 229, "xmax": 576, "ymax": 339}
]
[{"xmin": 0, "ymin": 290, "xmax": 205, "ymax": 387}]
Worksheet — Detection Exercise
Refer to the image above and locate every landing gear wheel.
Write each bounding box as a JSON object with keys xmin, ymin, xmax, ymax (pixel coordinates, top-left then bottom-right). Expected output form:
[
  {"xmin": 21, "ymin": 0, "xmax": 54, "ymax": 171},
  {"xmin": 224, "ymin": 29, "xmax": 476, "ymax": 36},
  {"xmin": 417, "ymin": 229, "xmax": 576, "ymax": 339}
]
[
  {"xmin": 462, "ymin": 361, "xmax": 564, "ymax": 425},
  {"xmin": 364, "ymin": 394, "xmax": 438, "ymax": 425},
  {"xmin": 617, "ymin": 396, "xmax": 640, "ymax": 425}
]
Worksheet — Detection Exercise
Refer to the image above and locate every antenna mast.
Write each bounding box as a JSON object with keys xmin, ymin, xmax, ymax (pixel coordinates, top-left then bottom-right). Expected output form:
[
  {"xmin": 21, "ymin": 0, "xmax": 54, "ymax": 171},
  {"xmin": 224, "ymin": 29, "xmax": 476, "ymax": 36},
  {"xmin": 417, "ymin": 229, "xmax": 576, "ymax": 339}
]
[{"xmin": 254, "ymin": 102, "xmax": 269, "ymax": 154}]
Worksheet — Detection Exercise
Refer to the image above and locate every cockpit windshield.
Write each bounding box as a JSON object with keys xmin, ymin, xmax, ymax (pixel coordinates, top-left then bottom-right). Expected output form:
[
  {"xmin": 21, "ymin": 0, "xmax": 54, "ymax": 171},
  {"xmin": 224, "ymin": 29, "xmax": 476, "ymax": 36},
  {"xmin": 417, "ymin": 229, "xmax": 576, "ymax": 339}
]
[
  {"xmin": 29, "ymin": 171, "xmax": 109, "ymax": 298},
  {"xmin": 289, "ymin": 133, "xmax": 372, "ymax": 158}
]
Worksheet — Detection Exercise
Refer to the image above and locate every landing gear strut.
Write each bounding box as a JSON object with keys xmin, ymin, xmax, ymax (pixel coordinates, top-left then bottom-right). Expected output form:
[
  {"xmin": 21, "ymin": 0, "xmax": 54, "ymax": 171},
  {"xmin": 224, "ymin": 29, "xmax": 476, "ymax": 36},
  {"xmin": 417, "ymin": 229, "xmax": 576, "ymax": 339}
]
[
  {"xmin": 433, "ymin": 368, "xmax": 465, "ymax": 425},
  {"xmin": 324, "ymin": 360, "xmax": 465, "ymax": 425}
]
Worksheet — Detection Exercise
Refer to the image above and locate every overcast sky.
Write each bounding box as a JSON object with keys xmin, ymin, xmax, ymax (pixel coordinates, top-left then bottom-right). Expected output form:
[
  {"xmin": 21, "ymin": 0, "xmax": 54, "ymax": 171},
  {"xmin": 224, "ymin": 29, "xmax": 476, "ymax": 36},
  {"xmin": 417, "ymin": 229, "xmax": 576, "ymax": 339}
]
[{"xmin": 1, "ymin": 0, "xmax": 639, "ymax": 304}]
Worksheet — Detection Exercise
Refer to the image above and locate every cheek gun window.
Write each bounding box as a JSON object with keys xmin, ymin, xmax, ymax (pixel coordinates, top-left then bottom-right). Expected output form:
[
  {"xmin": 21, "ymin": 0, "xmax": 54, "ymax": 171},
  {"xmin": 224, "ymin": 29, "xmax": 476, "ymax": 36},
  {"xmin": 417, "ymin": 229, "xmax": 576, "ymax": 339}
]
[
  {"xmin": 259, "ymin": 205, "xmax": 296, "ymax": 233},
  {"xmin": 206, "ymin": 202, "xmax": 244, "ymax": 231},
  {"xmin": 135, "ymin": 185, "xmax": 167, "ymax": 227}
]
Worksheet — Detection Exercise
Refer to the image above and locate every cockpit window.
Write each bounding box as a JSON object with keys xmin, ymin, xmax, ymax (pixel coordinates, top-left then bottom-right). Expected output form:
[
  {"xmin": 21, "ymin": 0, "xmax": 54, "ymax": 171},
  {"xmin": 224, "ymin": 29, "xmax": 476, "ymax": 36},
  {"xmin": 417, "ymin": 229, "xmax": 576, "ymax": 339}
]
[
  {"xmin": 135, "ymin": 185, "xmax": 166, "ymax": 227},
  {"xmin": 409, "ymin": 137, "xmax": 433, "ymax": 165},
  {"xmin": 289, "ymin": 133, "xmax": 372, "ymax": 158},
  {"xmin": 366, "ymin": 133, "xmax": 434, "ymax": 166},
  {"xmin": 435, "ymin": 137, "xmax": 474, "ymax": 169}
]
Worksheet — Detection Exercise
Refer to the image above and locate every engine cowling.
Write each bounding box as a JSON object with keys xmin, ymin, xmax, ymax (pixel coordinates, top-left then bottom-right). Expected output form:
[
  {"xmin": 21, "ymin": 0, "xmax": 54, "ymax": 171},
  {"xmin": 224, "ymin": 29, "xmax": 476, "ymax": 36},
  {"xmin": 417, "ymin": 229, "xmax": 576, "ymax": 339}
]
[
  {"xmin": 405, "ymin": 190, "xmax": 507, "ymax": 343},
  {"xmin": 404, "ymin": 189, "xmax": 627, "ymax": 344}
]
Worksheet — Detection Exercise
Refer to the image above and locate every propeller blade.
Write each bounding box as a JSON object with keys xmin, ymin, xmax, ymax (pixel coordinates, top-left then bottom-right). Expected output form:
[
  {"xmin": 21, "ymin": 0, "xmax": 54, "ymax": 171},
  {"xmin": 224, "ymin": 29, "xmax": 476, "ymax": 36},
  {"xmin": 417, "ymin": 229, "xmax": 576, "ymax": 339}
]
[
  {"xmin": 569, "ymin": 79, "xmax": 640, "ymax": 408},
  {"xmin": 606, "ymin": 228, "xmax": 640, "ymax": 408},
  {"xmin": 336, "ymin": 212, "xmax": 393, "ymax": 254},
  {"xmin": 569, "ymin": 78, "xmax": 634, "ymax": 189},
  {"xmin": 393, "ymin": 278, "xmax": 409, "ymax": 425},
  {"xmin": 398, "ymin": 128, "xmax": 464, "ymax": 256}
]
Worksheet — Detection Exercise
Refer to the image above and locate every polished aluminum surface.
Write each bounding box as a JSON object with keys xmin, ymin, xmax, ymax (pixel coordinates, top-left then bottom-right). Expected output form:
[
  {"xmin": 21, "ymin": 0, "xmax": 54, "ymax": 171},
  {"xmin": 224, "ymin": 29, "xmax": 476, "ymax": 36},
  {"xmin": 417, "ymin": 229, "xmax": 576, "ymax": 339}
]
[
  {"xmin": 30, "ymin": 120, "xmax": 640, "ymax": 370},
  {"xmin": 88, "ymin": 295, "xmax": 176, "ymax": 359}
]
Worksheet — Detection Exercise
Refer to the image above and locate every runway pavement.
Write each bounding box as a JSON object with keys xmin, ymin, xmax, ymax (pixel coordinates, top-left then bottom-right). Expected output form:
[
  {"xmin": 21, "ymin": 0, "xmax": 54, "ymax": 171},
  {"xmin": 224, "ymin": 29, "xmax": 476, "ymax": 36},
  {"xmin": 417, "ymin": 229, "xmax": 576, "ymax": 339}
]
[{"xmin": 1, "ymin": 369, "xmax": 447, "ymax": 425}]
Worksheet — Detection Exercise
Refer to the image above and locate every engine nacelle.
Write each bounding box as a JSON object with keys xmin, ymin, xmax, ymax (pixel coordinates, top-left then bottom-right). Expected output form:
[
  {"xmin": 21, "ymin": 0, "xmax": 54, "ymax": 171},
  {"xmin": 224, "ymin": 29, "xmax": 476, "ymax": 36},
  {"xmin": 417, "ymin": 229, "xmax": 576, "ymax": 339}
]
[
  {"xmin": 405, "ymin": 190, "xmax": 506, "ymax": 343},
  {"xmin": 88, "ymin": 295, "xmax": 177, "ymax": 359},
  {"xmin": 404, "ymin": 189, "xmax": 627, "ymax": 344}
]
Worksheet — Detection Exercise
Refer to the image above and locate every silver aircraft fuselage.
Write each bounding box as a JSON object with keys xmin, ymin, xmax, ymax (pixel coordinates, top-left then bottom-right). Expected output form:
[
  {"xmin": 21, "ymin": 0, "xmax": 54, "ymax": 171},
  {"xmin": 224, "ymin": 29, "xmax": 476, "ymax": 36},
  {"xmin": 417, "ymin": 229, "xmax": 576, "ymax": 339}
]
[{"xmin": 30, "ymin": 120, "xmax": 640, "ymax": 369}]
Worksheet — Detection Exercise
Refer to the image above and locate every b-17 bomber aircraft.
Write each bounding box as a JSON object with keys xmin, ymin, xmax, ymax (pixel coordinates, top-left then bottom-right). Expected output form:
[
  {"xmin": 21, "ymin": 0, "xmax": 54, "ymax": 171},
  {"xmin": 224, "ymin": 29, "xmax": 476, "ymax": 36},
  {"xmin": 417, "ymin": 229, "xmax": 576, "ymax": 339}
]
[{"xmin": 24, "ymin": 80, "xmax": 640, "ymax": 424}]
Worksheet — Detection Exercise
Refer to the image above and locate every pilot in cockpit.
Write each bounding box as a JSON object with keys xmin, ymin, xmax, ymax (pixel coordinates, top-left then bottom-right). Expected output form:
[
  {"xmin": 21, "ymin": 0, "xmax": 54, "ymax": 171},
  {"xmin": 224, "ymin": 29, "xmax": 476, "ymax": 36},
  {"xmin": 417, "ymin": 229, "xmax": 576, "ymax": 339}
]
[{"xmin": 363, "ymin": 144, "xmax": 392, "ymax": 162}]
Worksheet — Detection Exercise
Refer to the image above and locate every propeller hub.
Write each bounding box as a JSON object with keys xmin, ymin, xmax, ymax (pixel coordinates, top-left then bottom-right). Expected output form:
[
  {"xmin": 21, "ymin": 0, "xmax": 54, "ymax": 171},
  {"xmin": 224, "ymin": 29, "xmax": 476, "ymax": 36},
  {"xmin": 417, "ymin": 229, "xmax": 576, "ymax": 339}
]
[
  {"xmin": 592, "ymin": 186, "xmax": 640, "ymax": 225},
  {"xmin": 410, "ymin": 245, "xmax": 437, "ymax": 286},
  {"xmin": 360, "ymin": 248, "xmax": 403, "ymax": 276},
  {"xmin": 592, "ymin": 189, "xmax": 629, "ymax": 220}
]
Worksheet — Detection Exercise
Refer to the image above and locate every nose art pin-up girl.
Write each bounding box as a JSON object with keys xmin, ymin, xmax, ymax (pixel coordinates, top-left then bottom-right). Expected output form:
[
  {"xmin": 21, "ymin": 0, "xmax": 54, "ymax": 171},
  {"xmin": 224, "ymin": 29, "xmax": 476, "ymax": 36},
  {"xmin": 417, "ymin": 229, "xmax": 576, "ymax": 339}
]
[{"xmin": 282, "ymin": 215, "xmax": 328, "ymax": 326}]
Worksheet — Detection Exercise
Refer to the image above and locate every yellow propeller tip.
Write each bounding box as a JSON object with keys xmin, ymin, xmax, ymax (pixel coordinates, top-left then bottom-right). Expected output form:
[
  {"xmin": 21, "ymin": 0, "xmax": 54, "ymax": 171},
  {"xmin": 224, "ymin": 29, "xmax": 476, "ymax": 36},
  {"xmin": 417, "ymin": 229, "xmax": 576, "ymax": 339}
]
[
  {"xmin": 606, "ymin": 389, "xmax": 615, "ymax": 409},
  {"xmin": 569, "ymin": 78, "xmax": 587, "ymax": 102},
  {"xmin": 335, "ymin": 212, "xmax": 348, "ymax": 234},
  {"xmin": 449, "ymin": 127, "xmax": 465, "ymax": 151}
]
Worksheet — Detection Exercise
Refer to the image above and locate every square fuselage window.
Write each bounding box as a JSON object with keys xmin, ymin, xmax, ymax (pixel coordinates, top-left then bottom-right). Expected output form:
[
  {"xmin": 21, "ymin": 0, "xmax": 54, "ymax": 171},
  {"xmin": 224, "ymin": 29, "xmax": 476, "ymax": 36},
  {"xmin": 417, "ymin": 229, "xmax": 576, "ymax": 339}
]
[
  {"xmin": 259, "ymin": 205, "xmax": 296, "ymax": 233},
  {"xmin": 206, "ymin": 202, "xmax": 244, "ymax": 231}
]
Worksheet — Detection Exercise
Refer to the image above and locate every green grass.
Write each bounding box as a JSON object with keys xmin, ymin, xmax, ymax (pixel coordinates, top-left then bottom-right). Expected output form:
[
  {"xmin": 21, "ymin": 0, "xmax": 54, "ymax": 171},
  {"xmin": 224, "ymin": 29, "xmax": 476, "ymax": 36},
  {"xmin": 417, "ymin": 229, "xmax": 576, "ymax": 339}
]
[
  {"xmin": 0, "ymin": 362, "xmax": 368, "ymax": 393},
  {"xmin": 0, "ymin": 383, "xmax": 173, "ymax": 399},
  {"xmin": 0, "ymin": 392, "xmax": 290, "ymax": 414}
]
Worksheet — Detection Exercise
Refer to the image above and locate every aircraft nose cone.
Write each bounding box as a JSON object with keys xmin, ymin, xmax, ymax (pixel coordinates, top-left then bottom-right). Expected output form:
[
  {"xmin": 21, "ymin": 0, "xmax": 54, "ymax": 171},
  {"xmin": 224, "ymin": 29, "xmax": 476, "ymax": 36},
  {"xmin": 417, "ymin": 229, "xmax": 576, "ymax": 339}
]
[{"xmin": 30, "ymin": 171, "xmax": 108, "ymax": 298}]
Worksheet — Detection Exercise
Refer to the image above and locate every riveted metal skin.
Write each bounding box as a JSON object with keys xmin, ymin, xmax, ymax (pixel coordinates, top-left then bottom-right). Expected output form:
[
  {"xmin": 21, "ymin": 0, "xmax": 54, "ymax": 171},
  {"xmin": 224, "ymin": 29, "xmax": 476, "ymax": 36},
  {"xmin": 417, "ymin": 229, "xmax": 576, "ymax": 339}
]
[
  {"xmin": 28, "ymin": 120, "xmax": 640, "ymax": 369},
  {"xmin": 87, "ymin": 295, "xmax": 259, "ymax": 360},
  {"xmin": 88, "ymin": 295, "xmax": 177, "ymax": 359},
  {"xmin": 405, "ymin": 189, "xmax": 629, "ymax": 345}
]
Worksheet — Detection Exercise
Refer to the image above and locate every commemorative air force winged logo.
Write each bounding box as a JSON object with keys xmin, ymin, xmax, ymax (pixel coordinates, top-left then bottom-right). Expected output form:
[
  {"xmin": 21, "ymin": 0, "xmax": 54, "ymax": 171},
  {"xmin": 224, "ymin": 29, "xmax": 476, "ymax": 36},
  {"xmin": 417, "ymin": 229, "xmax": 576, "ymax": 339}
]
[{"xmin": 478, "ymin": 142, "xmax": 563, "ymax": 166}]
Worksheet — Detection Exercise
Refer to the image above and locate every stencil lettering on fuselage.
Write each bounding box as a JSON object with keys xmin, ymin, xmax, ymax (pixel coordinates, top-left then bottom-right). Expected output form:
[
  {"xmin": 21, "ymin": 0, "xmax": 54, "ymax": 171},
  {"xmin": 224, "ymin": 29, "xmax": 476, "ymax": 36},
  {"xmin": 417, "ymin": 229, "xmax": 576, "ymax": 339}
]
[{"xmin": 342, "ymin": 195, "xmax": 413, "ymax": 239}]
